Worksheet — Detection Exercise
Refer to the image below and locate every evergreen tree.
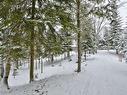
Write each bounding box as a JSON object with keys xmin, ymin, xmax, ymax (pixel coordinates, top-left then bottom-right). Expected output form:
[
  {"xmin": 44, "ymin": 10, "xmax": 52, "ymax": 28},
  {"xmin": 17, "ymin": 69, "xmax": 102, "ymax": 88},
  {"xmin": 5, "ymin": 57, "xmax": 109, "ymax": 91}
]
[
  {"xmin": 0, "ymin": 0, "xmax": 74, "ymax": 87},
  {"xmin": 75, "ymin": 0, "xmax": 110, "ymax": 72},
  {"xmin": 80, "ymin": 6, "xmax": 94, "ymax": 59},
  {"xmin": 108, "ymin": 0, "xmax": 123, "ymax": 54},
  {"xmin": 123, "ymin": 19, "xmax": 127, "ymax": 51}
]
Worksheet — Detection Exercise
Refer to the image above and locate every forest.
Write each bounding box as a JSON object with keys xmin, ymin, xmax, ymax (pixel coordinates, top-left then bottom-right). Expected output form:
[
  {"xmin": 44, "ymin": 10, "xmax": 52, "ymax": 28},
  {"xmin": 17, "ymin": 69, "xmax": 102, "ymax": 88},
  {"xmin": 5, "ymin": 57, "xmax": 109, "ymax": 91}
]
[{"xmin": 0, "ymin": 0, "xmax": 127, "ymax": 95}]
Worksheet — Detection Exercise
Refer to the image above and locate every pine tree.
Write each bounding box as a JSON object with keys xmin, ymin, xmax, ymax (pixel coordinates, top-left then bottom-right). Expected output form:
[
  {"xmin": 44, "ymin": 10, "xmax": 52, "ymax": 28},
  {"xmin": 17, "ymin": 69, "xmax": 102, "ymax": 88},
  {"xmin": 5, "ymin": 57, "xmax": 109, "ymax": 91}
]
[
  {"xmin": 108, "ymin": 0, "xmax": 123, "ymax": 54},
  {"xmin": 123, "ymin": 18, "xmax": 127, "ymax": 51},
  {"xmin": 76, "ymin": 0, "xmax": 110, "ymax": 72},
  {"xmin": 80, "ymin": 6, "xmax": 94, "ymax": 59},
  {"xmin": 76, "ymin": 0, "xmax": 81, "ymax": 72},
  {"xmin": 0, "ymin": 0, "xmax": 74, "ymax": 86}
]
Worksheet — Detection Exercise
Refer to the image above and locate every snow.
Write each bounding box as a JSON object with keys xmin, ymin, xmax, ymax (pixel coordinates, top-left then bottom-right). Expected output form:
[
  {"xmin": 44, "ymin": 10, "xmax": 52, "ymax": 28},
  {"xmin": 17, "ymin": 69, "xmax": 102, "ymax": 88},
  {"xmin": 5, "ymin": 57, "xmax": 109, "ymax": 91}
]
[
  {"xmin": 8, "ymin": 52, "xmax": 77, "ymax": 87},
  {"xmin": 1, "ymin": 50, "xmax": 127, "ymax": 95}
]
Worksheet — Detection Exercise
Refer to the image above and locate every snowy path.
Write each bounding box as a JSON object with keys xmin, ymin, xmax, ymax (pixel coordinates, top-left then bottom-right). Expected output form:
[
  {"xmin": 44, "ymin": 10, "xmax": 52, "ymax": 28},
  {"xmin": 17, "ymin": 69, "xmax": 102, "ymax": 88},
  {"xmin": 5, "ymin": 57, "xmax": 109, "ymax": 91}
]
[
  {"xmin": 44, "ymin": 51, "xmax": 127, "ymax": 95},
  {"xmin": 1, "ymin": 50, "xmax": 127, "ymax": 95}
]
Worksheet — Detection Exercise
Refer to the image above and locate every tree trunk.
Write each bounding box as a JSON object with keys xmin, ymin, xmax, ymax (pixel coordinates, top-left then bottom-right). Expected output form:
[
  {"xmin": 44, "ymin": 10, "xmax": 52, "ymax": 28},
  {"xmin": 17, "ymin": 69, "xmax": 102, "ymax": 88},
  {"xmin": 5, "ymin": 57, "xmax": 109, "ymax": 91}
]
[
  {"xmin": 3, "ymin": 58, "xmax": 11, "ymax": 89},
  {"xmin": 51, "ymin": 54, "xmax": 54, "ymax": 66},
  {"xmin": 38, "ymin": 57, "xmax": 41, "ymax": 69},
  {"xmin": 35, "ymin": 59, "xmax": 38, "ymax": 70},
  {"xmin": 41, "ymin": 58, "xmax": 43, "ymax": 73},
  {"xmin": 67, "ymin": 50, "xmax": 70, "ymax": 58},
  {"xmin": 51, "ymin": 54, "xmax": 54, "ymax": 63},
  {"xmin": 76, "ymin": 0, "xmax": 81, "ymax": 72},
  {"xmin": 84, "ymin": 51, "xmax": 86, "ymax": 60},
  {"xmin": 116, "ymin": 49, "xmax": 119, "ymax": 54},
  {"xmin": 16, "ymin": 59, "xmax": 19, "ymax": 69},
  {"xmin": 0, "ymin": 57, "xmax": 4, "ymax": 78},
  {"xmin": 29, "ymin": 0, "xmax": 35, "ymax": 82}
]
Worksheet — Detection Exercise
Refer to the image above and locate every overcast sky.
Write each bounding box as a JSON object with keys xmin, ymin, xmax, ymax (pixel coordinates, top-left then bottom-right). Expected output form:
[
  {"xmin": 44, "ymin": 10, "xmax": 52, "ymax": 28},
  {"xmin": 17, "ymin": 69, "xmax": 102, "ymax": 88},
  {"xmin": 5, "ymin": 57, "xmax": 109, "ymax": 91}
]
[{"xmin": 119, "ymin": 0, "xmax": 127, "ymax": 27}]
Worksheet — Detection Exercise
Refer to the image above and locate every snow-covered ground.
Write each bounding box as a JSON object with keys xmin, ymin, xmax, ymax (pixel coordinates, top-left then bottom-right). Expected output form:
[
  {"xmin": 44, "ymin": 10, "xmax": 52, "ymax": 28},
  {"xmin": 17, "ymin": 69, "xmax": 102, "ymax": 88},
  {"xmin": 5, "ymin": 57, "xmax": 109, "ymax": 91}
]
[{"xmin": 1, "ymin": 50, "xmax": 127, "ymax": 95}]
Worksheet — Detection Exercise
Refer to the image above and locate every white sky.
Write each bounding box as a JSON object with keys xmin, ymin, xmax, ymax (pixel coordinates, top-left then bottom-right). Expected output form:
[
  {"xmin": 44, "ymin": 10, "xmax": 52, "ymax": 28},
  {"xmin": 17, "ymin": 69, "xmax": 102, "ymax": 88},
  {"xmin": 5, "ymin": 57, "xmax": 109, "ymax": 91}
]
[{"xmin": 119, "ymin": 0, "xmax": 127, "ymax": 27}]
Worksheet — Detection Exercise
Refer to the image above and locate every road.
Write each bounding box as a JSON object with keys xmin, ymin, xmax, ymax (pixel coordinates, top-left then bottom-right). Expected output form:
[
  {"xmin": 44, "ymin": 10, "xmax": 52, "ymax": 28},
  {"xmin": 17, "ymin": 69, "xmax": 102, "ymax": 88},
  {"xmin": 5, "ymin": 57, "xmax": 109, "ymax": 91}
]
[{"xmin": 44, "ymin": 50, "xmax": 127, "ymax": 95}]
